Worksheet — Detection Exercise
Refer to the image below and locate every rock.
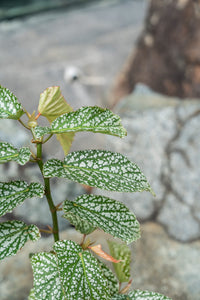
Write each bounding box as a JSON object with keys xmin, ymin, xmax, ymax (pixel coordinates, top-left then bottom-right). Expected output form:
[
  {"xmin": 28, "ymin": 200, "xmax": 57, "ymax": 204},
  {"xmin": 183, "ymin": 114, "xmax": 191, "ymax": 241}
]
[
  {"xmin": 98, "ymin": 84, "xmax": 200, "ymax": 242},
  {"xmin": 0, "ymin": 223, "xmax": 199, "ymax": 300}
]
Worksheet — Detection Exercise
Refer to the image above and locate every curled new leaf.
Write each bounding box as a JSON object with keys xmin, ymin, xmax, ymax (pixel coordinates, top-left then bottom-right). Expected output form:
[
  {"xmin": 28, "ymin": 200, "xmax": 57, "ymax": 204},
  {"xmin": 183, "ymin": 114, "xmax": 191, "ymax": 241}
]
[
  {"xmin": 89, "ymin": 244, "xmax": 121, "ymax": 263},
  {"xmin": 0, "ymin": 142, "xmax": 31, "ymax": 165},
  {"xmin": 43, "ymin": 150, "xmax": 153, "ymax": 193},
  {"xmin": 38, "ymin": 86, "xmax": 74, "ymax": 154},
  {"xmin": 0, "ymin": 221, "xmax": 40, "ymax": 260},
  {"xmin": 0, "ymin": 86, "xmax": 24, "ymax": 119}
]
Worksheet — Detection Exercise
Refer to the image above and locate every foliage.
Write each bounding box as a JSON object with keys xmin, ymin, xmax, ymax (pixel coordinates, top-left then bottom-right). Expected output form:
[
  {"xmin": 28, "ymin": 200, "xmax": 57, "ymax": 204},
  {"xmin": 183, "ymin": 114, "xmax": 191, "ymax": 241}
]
[{"xmin": 0, "ymin": 85, "xmax": 171, "ymax": 300}]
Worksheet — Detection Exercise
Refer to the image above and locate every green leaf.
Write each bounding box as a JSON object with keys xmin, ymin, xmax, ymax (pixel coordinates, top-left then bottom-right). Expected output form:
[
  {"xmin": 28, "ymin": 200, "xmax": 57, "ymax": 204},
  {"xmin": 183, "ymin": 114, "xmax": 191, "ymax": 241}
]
[
  {"xmin": 0, "ymin": 142, "xmax": 31, "ymax": 165},
  {"xmin": 28, "ymin": 289, "xmax": 35, "ymax": 300},
  {"xmin": 63, "ymin": 195, "xmax": 140, "ymax": 243},
  {"xmin": 0, "ymin": 220, "xmax": 40, "ymax": 260},
  {"xmin": 128, "ymin": 290, "xmax": 172, "ymax": 299},
  {"xmin": 38, "ymin": 86, "xmax": 74, "ymax": 155},
  {"xmin": 63, "ymin": 211, "xmax": 96, "ymax": 235},
  {"xmin": 0, "ymin": 85, "xmax": 24, "ymax": 119},
  {"xmin": 0, "ymin": 181, "xmax": 44, "ymax": 217},
  {"xmin": 31, "ymin": 240, "xmax": 111, "ymax": 300},
  {"xmin": 108, "ymin": 241, "xmax": 131, "ymax": 283},
  {"xmin": 43, "ymin": 150, "xmax": 153, "ymax": 193},
  {"xmin": 38, "ymin": 86, "xmax": 73, "ymax": 120},
  {"xmin": 35, "ymin": 106, "xmax": 127, "ymax": 138},
  {"xmin": 112, "ymin": 295, "xmax": 130, "ymax": 300},
  {"xmin": 98, "ymin": 260, "xmax": 119, "ymax": 297}
]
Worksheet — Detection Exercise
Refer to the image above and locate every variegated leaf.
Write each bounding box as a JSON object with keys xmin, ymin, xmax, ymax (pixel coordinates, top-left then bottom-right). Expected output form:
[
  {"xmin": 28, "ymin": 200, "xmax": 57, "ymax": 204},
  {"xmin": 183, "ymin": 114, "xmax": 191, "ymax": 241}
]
[
  {"xmin": 43, "ymin": 150, "xmax": 153, "ymax": 193},
  {"xmin": 63, "ymin": 195, "xmax": 140, "ymax": 243},
  {"xmin": 63, "ymin": 212, "xmax": 96, "ymax": 235},
  {"xmin": 0, "ymin": 181, "xmax": 44, "ymax": 217},
  {"xmin": 0, "ymin": 142, "xmax": 31, "ymax": 165},
  {"xmin": 0, "ymin": 220, "xmax": 40, "ymax": 260},
  {"xmin": 31, "ymin": 240, "xmax": 111, "ymax": 300},
  {"xmin": 0, "ymin": 86, "xmax": 24, "ymax": 119},
  {"xmin": 98, "ymin": 260, "xmax": 119, "ymax": 297},
  {"xmin": 28, "ymin": 289, "xmax": 35, "ymax": 300},
  {"xmin": 35, "ymin": 106, "xmax": 127, "ymax": 138},
  {"xmin": 108, "ymin": 241, "xmax": 131, "ymax": 283},
  {"xmin": 128, "ymin": 290, "xmax": 172, "ymax": 299},
  {"xmin": 111, "ymin": 290, "xmax": 172, "ymax": 300}
]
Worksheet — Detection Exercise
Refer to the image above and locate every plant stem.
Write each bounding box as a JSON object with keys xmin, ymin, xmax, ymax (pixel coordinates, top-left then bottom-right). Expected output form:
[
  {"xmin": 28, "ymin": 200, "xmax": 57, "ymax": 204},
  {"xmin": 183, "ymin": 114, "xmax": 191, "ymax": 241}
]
[
  {"xmin": 36, "ymin": 143, "xmax": 60, "ymax": 242},
  {"xmin": 18, "ymin": 118, "xmax": 30, "ymax": 130}
]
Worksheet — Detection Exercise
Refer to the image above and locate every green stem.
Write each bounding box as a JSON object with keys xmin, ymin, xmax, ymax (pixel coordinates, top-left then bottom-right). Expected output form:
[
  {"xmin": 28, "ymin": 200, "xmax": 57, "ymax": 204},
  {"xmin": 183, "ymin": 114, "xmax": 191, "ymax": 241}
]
[
  {"xmin": 18, "ymin": 118, "xmax": 30, "ymax": 130},
  {"xmin": 36, "ymin": 143, "xmax": 60, "ymax": 242}
]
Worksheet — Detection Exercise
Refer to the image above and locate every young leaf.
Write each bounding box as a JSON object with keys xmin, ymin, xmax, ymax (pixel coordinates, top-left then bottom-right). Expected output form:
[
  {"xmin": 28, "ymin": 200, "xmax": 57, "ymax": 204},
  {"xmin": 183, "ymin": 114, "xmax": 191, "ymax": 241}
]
[
  {"xmin": 0, "ymin": 86, "xmax": 24, "ymax": 119},
  {"xmin": 127, "ymin": 290, "xmax": 172, "ymax": 299},
  {"xmin": 0, "ymin": 181, "xmax": 44, "ymax": 217},
  {"xmin": 0, "ymin": 142, "xmax": 31, "ymax": 165},
  {"xmin": 98, "ymin": 260, "xmax": 119, "ymax": 297},
  {"xmin": 38, "ymin": 86, "xmax": 74, "ymax": 154},
  {"xmin": 38, "ymin": 86, "xmax": 73, "ymax": 120},
  {"xmin": 89, "ymin": 244, "xmax": 121, "ymax": 263},
  {"xmin": 31, "ymin": 240, "xmax": 111, "ymax": 300},
  {"xmin": 63, "ymin": 195, "xmax": 140, "ymax": 243},
  {"xmin": 63, "ymin": 211, "xmax": 96, "ymax": 235},
  {"xmin": 0, "ymin": 220, "xmax": 40, "ymax": 260},
  {"xmin": 108, "ymin": 240, "xmax": 131, "ymax": 283},
  {"xmin": 43, "ymin": 150, "xmax": 153, "ymax": 193}
]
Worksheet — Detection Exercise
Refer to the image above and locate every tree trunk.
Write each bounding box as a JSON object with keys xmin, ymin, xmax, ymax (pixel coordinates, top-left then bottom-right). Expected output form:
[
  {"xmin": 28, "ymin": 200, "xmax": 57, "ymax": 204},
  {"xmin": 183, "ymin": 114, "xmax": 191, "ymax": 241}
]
[{"xmin": 112, "ymin": 0, "xmax": 200, "ymax": 104}]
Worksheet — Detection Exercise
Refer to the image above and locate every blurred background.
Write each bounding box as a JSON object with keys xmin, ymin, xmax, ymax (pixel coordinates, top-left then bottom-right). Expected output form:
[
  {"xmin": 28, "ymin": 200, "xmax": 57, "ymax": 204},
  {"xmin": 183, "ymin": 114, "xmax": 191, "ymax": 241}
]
[{"xmin": 0, "ymin": 1, "xmax": 200, "ymax": 299}]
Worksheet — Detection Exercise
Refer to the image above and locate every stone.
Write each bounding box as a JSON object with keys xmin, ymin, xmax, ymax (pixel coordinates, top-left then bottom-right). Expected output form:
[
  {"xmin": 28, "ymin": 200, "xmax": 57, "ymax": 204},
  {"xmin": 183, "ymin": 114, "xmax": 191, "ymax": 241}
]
[{"xmin": 99, "ymin": 84, "xmax": 200, "ymax": 242}]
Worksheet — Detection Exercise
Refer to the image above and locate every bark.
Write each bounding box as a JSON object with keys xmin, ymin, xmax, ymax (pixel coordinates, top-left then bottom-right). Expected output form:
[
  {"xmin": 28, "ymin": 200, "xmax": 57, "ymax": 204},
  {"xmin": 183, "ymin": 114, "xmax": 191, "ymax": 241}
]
[{"xmin": 112, "ymin": 0, "xmax": 200, "ymax": 104}]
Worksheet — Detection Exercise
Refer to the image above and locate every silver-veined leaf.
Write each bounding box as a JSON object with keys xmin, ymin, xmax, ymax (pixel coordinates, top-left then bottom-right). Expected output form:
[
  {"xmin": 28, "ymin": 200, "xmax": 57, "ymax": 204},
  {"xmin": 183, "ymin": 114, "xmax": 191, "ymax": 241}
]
[
  {"xmin": 0, "ymin": 142, "xmax": 31, "ymax": 165},
  {"xmin": 0, "ymin": 181, "xmax": 44, "ymax": 217},
  {"xmin": 38, "ymin": 86, "xmax": 74, "ymax": 155},
  {"xmin": 35, "ymin": 106, "xmax": 127, "ymax": 138},
  {"xmin": 31, "ymin": 240, "xmax": 111, "ymax": 300},
  {"xmin": 43, "ymin": 150, "xmax": 153, "ymax": 193},
  {"xmin": 111, "ymin": 290, "xmax": 172, "ymax": 300},
  {"xmin": 63, "ymin": 195, "xmax": 140, "ymax": 243},
  {"xmin": 0, "ymin": 220, "xmax": 40, "ymax": 260},
  {"xmin": 63, "ymin": 211, "xmax": 96, "ymax": 235},
  {"xmin": 98, "ymin": 260, "xmax": 119, "ymax": 297},
  {"xmin": 108, "ymin": 240, "xmax": 131, "ymax": 283},
  {"xmin": 0, "ymin": 86, "xmax": 24, "ymax": 119}
]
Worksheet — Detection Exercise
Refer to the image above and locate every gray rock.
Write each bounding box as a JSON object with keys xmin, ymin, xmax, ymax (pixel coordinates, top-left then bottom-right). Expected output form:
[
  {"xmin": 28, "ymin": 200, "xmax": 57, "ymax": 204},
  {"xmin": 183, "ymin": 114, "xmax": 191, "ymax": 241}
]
[{"xmin": 100, "ymin": 84, "xmax": 200, "ymax": 242}]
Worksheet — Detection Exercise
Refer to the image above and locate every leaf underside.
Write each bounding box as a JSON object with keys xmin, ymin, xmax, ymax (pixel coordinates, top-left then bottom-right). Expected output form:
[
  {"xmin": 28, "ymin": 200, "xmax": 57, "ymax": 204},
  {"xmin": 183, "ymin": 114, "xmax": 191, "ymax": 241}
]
[
  {"xmin": 63, "ymin": 194, "xmax": 140, "ymax": 243},
  {"xmin": 43, "ymin": 150, "xmax": 153, "ymax": 193},
  {"xmin": 108, "ymin": 240, "xmax": 131, "ymax": 283},
  {"xmin": 31, "ymin": 240, "xmax": 110, "ymax": 300},
  {"xmin": 0, "ymin": 142, "xmax": 31, "ymax": 165},
  {"xmin": 0, "ymin": 220, "xmax": 40, "ymax": 260},
  {"xmin": 0, "ymin": 85, "xmax": 24, "ymax": 119}
]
